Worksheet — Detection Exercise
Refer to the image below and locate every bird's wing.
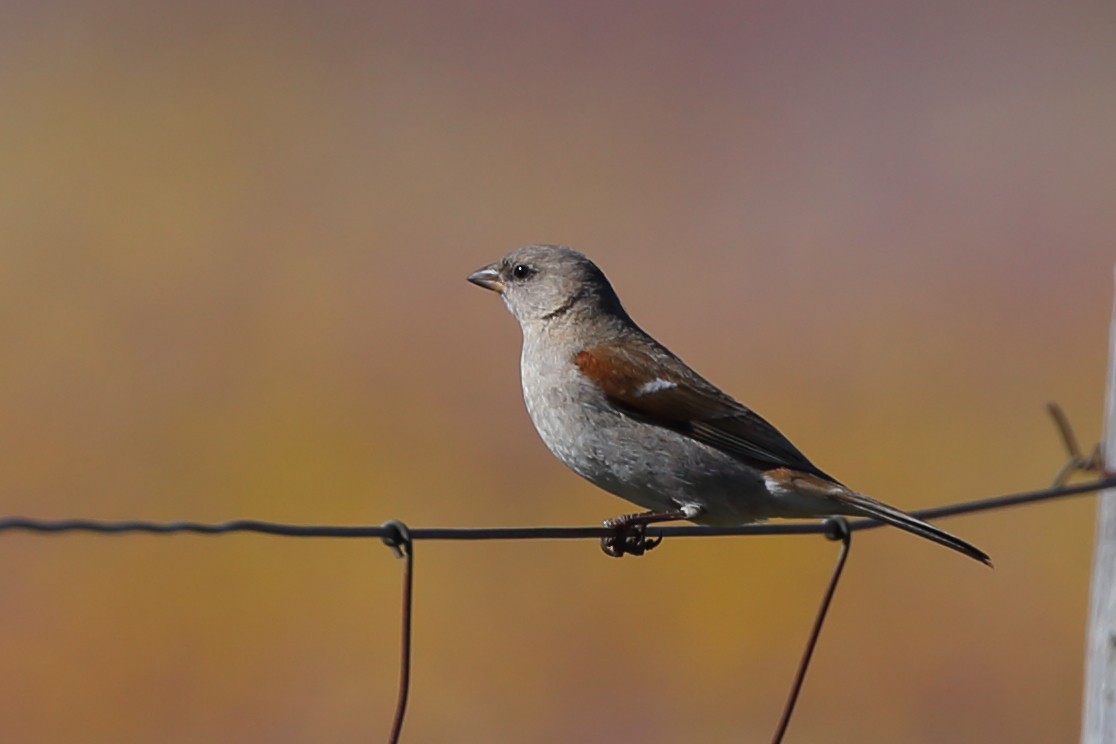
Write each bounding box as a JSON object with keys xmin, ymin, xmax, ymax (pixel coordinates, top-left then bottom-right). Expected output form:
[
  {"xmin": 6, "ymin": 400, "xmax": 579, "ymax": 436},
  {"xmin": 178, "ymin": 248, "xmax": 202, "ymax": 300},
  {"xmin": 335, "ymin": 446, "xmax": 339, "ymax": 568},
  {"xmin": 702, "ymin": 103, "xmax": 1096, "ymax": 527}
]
[{"xmin": 573, "ymin": 343, "xmax": 837, "ymax": 481}]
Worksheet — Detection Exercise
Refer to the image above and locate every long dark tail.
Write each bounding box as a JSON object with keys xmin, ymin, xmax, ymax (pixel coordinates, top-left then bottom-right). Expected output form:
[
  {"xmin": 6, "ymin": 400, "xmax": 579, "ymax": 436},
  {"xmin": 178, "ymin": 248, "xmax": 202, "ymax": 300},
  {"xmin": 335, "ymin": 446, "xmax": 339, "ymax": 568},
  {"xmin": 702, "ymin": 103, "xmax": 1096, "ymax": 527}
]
[{"xmin": 840, "ymin": 491, "xmax": 992, "ymax": 566}]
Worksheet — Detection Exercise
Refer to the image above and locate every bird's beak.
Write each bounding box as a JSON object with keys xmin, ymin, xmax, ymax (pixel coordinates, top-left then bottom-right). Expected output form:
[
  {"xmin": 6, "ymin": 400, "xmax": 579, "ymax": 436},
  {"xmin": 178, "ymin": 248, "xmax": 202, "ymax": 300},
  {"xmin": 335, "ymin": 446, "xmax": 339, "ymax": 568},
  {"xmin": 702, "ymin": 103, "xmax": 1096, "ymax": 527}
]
[{"xmin": 467, "ymin": 263, "xmax": 505, "ymax": 293}]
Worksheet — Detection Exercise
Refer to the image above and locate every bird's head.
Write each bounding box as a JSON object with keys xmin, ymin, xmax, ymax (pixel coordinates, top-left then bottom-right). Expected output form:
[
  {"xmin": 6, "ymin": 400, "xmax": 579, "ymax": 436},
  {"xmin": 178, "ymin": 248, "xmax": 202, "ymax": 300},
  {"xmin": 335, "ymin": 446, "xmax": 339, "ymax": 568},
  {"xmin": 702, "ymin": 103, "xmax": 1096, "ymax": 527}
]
[{"xmin": 467, "ymin": 245, "xmax": 627, "ymax": 328}]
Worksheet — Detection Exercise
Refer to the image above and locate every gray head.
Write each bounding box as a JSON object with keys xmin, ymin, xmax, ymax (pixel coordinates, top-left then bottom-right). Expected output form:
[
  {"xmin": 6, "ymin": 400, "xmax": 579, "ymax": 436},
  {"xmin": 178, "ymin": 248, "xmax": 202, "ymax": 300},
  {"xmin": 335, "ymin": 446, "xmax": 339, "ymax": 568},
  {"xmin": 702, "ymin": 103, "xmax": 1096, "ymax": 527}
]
[{"xmin": 467, "ymin": 245, "xmax": 628, "ymax": 327}]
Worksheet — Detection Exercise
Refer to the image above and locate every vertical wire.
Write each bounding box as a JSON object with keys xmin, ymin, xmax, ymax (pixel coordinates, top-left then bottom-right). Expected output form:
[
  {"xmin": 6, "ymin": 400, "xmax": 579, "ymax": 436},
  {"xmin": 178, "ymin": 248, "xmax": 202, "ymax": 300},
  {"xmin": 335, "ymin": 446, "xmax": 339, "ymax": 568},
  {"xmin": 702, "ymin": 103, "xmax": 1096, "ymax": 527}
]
[
  {"xmin": 382, "ymin": 521, "xmax": 414, "ymax": 744},
  {"xmin": 770, "ymin": 517, "xmax": 852, "ymax": 744}
]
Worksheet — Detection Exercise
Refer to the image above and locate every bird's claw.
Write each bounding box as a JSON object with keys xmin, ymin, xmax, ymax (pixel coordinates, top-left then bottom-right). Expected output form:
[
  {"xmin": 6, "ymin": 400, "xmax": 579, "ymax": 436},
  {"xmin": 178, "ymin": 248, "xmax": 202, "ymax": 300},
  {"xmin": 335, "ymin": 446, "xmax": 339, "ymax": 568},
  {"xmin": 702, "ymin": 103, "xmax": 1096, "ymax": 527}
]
[{"xmin": 600, "ymin": 517, "xmax": 663, "ymax": 558}]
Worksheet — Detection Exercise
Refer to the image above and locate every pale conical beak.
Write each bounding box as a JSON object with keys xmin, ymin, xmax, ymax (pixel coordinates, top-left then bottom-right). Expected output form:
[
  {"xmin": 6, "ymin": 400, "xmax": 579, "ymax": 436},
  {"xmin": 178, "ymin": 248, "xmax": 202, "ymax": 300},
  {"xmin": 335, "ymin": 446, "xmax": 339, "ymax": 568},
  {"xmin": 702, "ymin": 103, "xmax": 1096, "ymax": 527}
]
[{"xmin": 467, "ymin": 264, "xmax": 505, "ymax": 293}]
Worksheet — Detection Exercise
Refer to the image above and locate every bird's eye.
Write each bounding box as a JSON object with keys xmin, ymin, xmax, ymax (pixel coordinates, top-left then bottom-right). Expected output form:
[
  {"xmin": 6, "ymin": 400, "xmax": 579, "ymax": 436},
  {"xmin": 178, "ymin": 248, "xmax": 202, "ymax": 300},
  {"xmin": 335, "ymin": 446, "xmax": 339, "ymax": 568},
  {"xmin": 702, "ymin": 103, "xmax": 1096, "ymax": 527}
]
[{"xmin": 512, "ymin": 264, "xmax": 534, "ymax": 280}]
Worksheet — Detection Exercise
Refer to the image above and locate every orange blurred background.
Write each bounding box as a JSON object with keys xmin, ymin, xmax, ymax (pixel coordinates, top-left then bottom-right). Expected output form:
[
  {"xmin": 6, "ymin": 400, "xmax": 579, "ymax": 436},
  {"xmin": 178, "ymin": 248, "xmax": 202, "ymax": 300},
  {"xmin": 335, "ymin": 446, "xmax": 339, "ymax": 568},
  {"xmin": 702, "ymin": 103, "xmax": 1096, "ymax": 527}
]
[{"xmin": 1, "ymin": 1, "xmax": 1113, "ymax": 741}]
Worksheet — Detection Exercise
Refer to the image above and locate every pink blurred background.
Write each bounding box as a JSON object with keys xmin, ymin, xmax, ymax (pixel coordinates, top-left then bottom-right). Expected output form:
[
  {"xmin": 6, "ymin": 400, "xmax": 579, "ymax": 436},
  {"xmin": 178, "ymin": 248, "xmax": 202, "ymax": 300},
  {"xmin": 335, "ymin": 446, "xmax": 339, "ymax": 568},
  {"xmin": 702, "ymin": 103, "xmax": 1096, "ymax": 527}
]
[{"xmin": 1, "ymin": 1, "xmax": 1113, "ymax": 741}]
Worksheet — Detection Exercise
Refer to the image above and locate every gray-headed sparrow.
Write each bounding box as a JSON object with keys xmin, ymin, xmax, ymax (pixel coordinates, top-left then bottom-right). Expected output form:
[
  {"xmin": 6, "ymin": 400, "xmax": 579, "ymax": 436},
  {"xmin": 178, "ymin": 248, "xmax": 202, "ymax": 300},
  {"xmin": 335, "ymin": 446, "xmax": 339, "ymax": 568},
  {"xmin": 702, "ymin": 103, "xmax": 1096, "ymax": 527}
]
[{"xmin": 469, "ymin": 245, "xmax": 989, "ymax": 564}]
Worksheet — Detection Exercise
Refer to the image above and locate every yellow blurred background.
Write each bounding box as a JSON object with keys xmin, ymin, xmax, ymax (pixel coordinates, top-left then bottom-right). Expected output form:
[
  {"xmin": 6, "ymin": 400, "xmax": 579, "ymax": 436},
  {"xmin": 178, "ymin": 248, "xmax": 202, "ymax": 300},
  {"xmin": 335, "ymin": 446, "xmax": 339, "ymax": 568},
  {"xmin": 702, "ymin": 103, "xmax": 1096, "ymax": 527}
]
[{"xmin": 1, "ymin": 1, "xmax": 1113, "ymax": 741}]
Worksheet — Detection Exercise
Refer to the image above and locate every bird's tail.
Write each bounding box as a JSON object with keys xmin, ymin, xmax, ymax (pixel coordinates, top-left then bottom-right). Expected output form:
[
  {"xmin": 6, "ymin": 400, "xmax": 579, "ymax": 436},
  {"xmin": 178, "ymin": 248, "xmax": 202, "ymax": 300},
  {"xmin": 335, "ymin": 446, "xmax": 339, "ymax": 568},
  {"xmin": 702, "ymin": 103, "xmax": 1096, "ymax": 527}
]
[{"xmin": 839, "ymin": 491, "xmax": 992, "ymax": 566}]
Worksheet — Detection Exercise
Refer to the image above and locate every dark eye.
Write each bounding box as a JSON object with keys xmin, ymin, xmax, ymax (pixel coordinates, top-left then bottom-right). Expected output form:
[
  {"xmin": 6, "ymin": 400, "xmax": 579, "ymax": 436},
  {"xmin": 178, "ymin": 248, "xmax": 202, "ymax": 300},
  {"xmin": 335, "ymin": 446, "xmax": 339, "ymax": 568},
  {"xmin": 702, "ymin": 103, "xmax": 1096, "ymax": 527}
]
[{"xmin": 512, "ymin": 264, "xmax": 534, "ymax": 280}]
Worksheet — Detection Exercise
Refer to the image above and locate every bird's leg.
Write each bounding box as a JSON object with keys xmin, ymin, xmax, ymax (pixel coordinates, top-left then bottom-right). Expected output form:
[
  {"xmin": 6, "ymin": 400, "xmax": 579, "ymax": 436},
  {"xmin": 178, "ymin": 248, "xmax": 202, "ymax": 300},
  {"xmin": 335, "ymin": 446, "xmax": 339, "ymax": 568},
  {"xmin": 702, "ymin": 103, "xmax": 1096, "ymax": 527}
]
[{"xmin": 600, "ymin": 504, "xmax": 702, "ymax": 558}]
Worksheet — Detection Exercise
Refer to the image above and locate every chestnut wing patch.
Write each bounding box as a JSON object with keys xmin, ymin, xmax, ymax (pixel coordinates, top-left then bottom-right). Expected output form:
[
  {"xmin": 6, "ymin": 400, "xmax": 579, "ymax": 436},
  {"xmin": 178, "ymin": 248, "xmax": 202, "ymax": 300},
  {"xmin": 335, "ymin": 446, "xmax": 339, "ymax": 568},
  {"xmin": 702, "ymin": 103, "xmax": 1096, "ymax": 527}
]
[{"xmin": 574, "ymin": 344, "xmax": 836, "ymax": 481}]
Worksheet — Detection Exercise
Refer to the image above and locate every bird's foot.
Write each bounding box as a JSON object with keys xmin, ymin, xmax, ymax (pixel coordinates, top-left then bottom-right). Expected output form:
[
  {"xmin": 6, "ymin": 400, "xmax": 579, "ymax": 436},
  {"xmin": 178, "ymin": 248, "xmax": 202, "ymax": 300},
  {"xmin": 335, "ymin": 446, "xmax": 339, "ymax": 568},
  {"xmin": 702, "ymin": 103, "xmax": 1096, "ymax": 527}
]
[{"xmin": 600, "ymin": 515, "xmax": 663, "ymax": 558}]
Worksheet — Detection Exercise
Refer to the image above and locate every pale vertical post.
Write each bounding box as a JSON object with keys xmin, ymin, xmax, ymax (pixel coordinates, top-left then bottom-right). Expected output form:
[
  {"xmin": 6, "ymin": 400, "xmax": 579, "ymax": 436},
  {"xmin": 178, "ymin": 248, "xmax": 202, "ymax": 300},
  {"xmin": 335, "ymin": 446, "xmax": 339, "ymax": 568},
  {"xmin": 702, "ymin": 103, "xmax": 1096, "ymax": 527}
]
[{"xmin": 1083, "ymin": 266, "xmax": 1116, "ymax": 744}]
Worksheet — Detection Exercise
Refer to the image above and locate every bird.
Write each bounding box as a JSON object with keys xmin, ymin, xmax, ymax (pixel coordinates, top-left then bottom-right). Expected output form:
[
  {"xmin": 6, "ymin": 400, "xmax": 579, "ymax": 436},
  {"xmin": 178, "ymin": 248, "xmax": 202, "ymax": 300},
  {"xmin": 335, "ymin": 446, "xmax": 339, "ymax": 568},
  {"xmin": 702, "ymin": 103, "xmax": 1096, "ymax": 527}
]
[{"xmin": 467, "ymin": 245, "xmax": 990, "ymax": 565}]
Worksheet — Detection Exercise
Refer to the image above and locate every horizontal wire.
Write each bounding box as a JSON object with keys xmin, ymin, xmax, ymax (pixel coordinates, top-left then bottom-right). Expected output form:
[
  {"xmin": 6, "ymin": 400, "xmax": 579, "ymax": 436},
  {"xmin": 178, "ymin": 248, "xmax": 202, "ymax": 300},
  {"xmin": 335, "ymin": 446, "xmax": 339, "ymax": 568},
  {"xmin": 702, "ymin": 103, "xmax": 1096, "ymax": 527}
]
[{"xmin": 1, "ymin": 475, "xmax": 1112, "ymax": 541}]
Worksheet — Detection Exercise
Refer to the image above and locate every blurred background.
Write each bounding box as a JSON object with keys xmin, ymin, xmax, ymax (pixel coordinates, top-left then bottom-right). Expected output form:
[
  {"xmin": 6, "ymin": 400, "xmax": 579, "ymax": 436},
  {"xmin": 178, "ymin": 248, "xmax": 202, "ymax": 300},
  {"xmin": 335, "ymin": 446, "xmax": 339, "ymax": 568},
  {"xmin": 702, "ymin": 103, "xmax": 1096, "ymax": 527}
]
[{"xmin": 1, "ymin": 1, "xmax": 1113, "ymax": 741}]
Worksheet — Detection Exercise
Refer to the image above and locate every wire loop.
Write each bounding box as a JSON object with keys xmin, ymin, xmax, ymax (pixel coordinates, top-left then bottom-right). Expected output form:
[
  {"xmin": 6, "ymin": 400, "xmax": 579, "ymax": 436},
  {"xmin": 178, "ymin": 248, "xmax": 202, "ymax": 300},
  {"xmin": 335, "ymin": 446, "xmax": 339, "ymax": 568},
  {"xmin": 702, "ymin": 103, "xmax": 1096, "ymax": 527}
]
[{"xmin": 381, "ymin": 519, "xmax": 412, "ymax": 559}]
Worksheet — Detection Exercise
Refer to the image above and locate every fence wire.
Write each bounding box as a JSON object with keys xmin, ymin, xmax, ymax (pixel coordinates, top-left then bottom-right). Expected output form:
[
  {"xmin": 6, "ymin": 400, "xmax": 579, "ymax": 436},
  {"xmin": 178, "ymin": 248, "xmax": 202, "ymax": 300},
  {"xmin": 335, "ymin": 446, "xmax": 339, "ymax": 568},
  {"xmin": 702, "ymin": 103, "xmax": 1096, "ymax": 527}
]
[
  {"xmin": 0, "ymin": 477, "xmax": 1108, "ymax": 542},
  {"xmin": 1, "ymin": 405, "xmax": 1111, "ymax": 744}
]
